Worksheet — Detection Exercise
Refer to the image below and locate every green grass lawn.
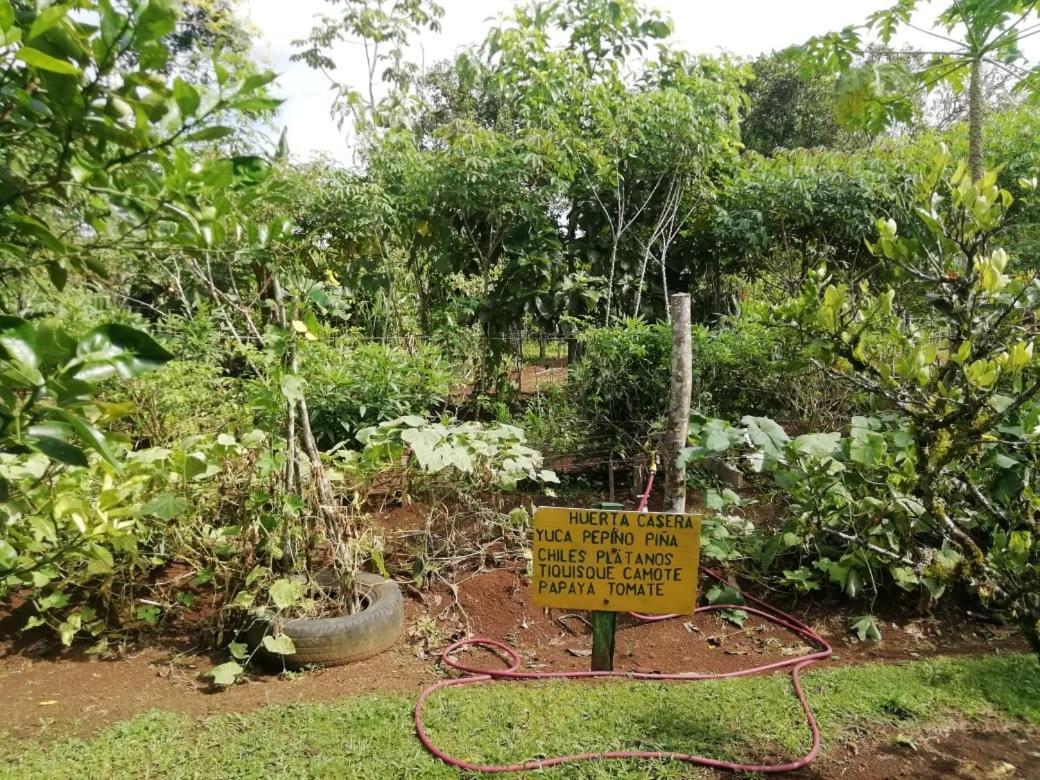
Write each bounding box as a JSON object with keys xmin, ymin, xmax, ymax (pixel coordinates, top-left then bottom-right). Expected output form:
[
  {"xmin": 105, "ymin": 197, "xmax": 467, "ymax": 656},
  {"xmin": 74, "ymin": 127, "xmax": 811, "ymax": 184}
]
[{"xmin": 2, "ymin": 654, "xmax": 1038, "ymax": 779}]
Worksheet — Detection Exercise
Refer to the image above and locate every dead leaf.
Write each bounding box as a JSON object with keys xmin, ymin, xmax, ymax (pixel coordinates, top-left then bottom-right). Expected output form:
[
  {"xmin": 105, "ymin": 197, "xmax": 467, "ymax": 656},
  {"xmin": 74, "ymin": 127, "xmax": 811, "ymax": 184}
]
[
  {"xmin": 902, "ymin": 622, "xmax": 927, "ymax": 640},
  {"xmin": 984, "ymin": 762, "xmax": 1017, "ymax": 779},
  {"xmin": 894, "ymin": 734, "xmax": 917, "ymax": 751},
  {"xmin": 567, "ymin": 648, "xmax": 592, "ymax": 658}
]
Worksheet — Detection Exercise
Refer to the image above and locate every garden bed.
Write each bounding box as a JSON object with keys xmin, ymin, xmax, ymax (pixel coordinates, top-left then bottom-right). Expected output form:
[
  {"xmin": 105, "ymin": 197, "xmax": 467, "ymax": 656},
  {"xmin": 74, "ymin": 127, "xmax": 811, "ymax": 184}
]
[{"xmin": 0, "ymin": 566, "xmax": 1027, "ymax": 745}]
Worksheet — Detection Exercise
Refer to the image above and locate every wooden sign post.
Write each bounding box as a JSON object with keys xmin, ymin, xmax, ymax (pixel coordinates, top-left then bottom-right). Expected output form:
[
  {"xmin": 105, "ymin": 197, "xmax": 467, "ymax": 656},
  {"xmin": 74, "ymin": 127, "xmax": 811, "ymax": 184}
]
[
  {"xmin": 591, "ymin": 502, "xmax": 623, "ymax": 671},
  {"xmin": 531, "ymin": 505, "xmax": 701, "ymax": 671}
]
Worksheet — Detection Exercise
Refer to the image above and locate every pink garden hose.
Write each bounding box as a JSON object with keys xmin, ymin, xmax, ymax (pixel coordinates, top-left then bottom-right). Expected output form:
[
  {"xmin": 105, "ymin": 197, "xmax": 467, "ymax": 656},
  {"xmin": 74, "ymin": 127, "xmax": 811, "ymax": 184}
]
[{"xmin": 414, "ymin": 478, "xmax": 833, "ymax": 773}]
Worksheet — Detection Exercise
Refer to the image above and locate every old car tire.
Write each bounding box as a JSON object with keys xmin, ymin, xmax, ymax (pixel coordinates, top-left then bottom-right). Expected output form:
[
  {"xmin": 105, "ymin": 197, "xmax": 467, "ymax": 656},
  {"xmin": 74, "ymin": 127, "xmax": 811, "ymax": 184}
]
[{"xmin": 251, "ymin": 572, "xmax": 404, "ymax": 668}]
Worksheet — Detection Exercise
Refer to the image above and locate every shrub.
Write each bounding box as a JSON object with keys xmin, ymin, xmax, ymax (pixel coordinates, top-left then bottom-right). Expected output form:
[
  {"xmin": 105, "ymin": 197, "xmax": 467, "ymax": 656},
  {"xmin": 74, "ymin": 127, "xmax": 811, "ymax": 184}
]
[
  {"xmin": 344, "ymin": 415, "xmax": 559, "ymax": 496},
  {"xmin": 118, "ymin": 359, "xmax": 250, "ymax": 446},
  {"xmin": 568, "ymin": 320, "xmax": 671, "ymax": 450},
  {"xmin": 568, "ymin": 314, "xmax": 851, "ymax": 455},
  {"xmin": 1, "ymin": 429, "xmax": 275, "ymax": 652},
  {"xmin": 692, "ymin": 314, "xmax": 788, "ymax": 418},
  {"xmin": 298, "ymin": 339, "xmax": 458, "ymax": 449},
  {"xmin": 518, "ymin": 384, "xmax": 590, "ymax": 459},
  {"xmin": 688, "ymin": 158, "xmax": 1040, "ymax": 655}
]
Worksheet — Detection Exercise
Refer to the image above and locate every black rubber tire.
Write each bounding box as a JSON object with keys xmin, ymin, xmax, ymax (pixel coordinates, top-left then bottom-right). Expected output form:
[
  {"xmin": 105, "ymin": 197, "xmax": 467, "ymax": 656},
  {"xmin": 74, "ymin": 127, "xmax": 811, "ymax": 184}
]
[{"xmin": 250, "ymin": 572, "xmax": 404, "ymax": 668}]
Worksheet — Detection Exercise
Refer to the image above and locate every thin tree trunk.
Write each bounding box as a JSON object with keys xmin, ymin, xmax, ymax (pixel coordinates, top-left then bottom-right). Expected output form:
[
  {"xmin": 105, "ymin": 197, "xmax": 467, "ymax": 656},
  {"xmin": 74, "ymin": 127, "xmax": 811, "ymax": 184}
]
[
  {"xmin": 270, "ymin": 274, "xmax": 337, "ymax": 523},
  {"xmin": 968, "ymin": 58, "xmax": 985, "ymax": 184},
  {"xmin": 565, "ymin": 204, "xmax": 579, "ymax": 363},
  {"xmin": 297, "ymin": 395, "xmax": 336, "ymax": 513},
  {"xmin": 605, "ymin": 242, "xmax": 620, "ymax": 326},
  {"xmin": 662, "ymin": 294, "xmax": 693, "ymax": 513}
]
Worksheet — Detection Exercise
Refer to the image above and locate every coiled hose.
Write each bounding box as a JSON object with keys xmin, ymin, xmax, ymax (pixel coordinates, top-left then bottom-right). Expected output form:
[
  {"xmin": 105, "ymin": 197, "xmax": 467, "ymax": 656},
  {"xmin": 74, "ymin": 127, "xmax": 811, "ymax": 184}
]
[{"xmin": 415, "ymin": 480, "xmax": 832, "ymax": 774}]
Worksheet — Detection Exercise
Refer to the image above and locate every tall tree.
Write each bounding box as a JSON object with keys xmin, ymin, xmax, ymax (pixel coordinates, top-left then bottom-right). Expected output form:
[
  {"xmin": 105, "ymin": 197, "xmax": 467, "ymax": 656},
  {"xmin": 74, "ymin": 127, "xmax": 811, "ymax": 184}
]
[
  {"xmin": 741, "ymin": 49, "xmax": 844, "ymax": 154},
  {"xmin": 807, "ymin": 0, "xmax": 1040, "ymax": 182},
  {"xmin": 0, "ymin": 0, "xmax": 278, "ymax": 312},
  {"xmin": 292, "ymin": 0, "xmax": 444, "ymax": 140}
]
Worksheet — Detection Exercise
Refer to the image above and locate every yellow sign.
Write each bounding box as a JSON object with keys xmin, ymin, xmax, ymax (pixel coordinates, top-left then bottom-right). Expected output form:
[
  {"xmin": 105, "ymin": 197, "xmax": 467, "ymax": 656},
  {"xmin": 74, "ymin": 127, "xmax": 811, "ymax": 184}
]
[{"xmin": 531, "ymin": 507, "xmax": 701, "ymax": 614}]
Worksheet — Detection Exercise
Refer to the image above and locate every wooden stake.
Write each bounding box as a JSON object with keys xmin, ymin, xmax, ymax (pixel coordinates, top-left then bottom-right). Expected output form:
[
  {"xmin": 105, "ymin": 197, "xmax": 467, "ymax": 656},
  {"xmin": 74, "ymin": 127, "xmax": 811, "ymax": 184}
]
[
  {"xmin": 590, "ymin": 611, "xmax": 617, "ymax": 672},
  {"xmin": 591, "ymin": 501, "xmax": 624, "ymax": 671},
  {"xmin": 663, "ymin": 294, "xmax": 692, "ymax": 514}
]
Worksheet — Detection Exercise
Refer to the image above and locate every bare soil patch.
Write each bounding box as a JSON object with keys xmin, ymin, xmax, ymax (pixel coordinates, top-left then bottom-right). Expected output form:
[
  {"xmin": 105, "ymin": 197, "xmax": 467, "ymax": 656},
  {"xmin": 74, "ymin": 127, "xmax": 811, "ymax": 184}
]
[
  {"xmin": 444, "ymin": 568, "xmax": 1026, "ymax": 676},
  {"xmin": 0, "ymin": 566, "xmax": 1029, "ymax": 757},
  {"xmin": 799, "ymin": 723, "xmax": 1040, "ymax": 779}
]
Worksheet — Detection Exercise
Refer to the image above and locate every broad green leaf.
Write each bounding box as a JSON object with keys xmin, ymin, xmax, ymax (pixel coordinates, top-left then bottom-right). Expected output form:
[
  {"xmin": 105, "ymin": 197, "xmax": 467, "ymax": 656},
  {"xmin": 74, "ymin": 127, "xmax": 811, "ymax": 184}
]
[
  {"xmin": 890, "ymin": 566, "xmax": 919, "ymax": 591},
  {"xmin": 449, "ymin": 445, "xmax": 473, "ymax": 473},
  {"xmin": 231, "ymin": 155, "xmax": 271, "ymax": 185},
  {"xmin": 16, "ymin": 46, "xmax": 82, "ymax": 76},
  {"xmin": 850, "ymin": 428, "xmax": 887, "ymax": 467},
  {"xmin": 185, "ymin": 126, "xmax": 235, "ymax": 142},
  {"xmin": 58, "ymin": 618, "xmax": 79, "ymax": 646},
  {"xmin": 28, "ymin": 436, "xmax": 88, "ymax": 467},
  {"xmin": 233, "ymin": 97, "xmax": 281, "ymax": 112},
  {"xmin": 231, "ymin": 591, "xmax": 255, "ymax": 608},
  {"xmin": 29, "ymin": 3, "xmax": 70, "ymax": 39},
  {"xmin": 73, "ymin": 324, "xmax": 172, "ymax": 382},
  {"xmin": 0, "ymin": 539, "xmax": 17, "ymax": 570},
  {"xmin": 41, "ymin": 408, "xmax": 119, "ymax": 467},
  {"xmin": 280, "ymin": 374, "xmax": 304, "ymax": 402},
  {"xmin": 46, "ymin": 261, "xmax": 67, "ymax": 291},
  {"xmin": 228, "ymin": 641, "xmax": 249, "ymax": 660},
  {"xmin": 704, "ymin": 428, "xmax": 732, "ymax": 453},
  {"xmin": 850, "ymin": 615, "xmax": 882, "ymax": 642},
  {"xmin": 705, "ymin": 584, "xmax": 745, "ymax": 606},
  {"xmin": 988, "ymin": 394, "xmax": 1014, "ymax": 413},
  {"xmin": 208, "ymin": 661, "xmax": 243, "ymax": 686},
  {"xmin": 0, "ymin": 0, "xmax": 13, "ymax": 31},
  {"xmin": 791, "ymin": 432, "xmax": 842, "ymax": 459},
  {"xmin": 142, "ymin": 493, "xmax": 189, "ymax": 520},
  {"xmin": 268, "ymin": 578, "xmax": 303, "ymax": 610},
  {"xmin": 134, "ymin": 0, "xmax": 177, "ymax": 44},
  {"xmin": 172, "ymin": 77, "xmax": 200, "ymax": 117},
  {"xmin": 241, "ymin": 429, "xmax": 268, "ymax": 448},
  {"xmin": 237, "ymin": 71, "xmax": 277, "ymax": 94},
  {"xmin": 720, "ymin": 608, "xmax": 748, "ymax": 628},
  {"xmin": 262, "ymin": 634, "xmax": 296, "ymax": 655},
  {"xmin": 136, "ymin": 606, "xmax": 161, "ymax": 625},
  {"xmin": 0, "ymin": 315, "xmax": 40, "ymax": 371},
  {"xmin": 5, "ymin": 213, "xmax": 67, "ymax": 253},
  {"xmin": 741, "ymin": 416, "xmax": 789, "ymax": 470}
]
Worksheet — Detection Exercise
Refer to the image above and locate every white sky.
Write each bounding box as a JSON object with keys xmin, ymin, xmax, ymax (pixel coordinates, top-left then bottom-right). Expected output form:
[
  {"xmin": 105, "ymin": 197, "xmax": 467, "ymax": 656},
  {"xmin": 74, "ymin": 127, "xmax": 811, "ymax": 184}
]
[{"xmin": 242, "ymin": 0, "xmax": 1018, "ymax": 161}]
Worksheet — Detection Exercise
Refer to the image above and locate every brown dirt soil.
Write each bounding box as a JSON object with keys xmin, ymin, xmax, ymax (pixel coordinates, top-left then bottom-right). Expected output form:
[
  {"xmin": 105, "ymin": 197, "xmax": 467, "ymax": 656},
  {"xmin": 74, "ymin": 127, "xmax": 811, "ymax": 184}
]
[
  {"xmin": 515, "ymin": 361, "xmax": 568, "ymax": 394},
  {"xmin": 0, "ymin": 594, "xmax": 437, "ymax": 742},
  {"xmin": 0, "ymin": 566, "xmax": 1030, "ymax": 765},
  {"xmin": 443, "ymin": 568, "xmax": 1027, "ymax": 675},
  {"xmin": 797, "ymin": 722, "xmax": 1040, "ymax": 779}
]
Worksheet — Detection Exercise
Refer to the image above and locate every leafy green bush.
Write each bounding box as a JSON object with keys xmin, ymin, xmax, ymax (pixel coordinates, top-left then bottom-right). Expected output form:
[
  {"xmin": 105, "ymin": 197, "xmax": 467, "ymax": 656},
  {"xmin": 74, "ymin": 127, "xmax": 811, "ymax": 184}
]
[
  {"xmin": 568, "ymin": 320, "xmax": 671, "ymax": 449},
  {"xmin": 298, "ymin": 339, "xmax": 458, "ymax": 449},
  {"xmin": 117, "ymin": 359, "xmax": 250, "ymax": 446},
  {"xmin": 692, "ymin": 313, "xmax": 790, "ymax": 419},
  {"xmin": 684, "ymin": 413, "xmax": 960, "ymax": 601},
  {"xmin": 685, "ymin": 159, "xmax": 1040, "ymax": 654},
  {"xmin": 1, "ymin": 432, "xmax": 268, "ymax": 651},
  {"xmin": 568, "ymin": 315, "xmax": 849, "ymax": 454},
  {"xmin": 349, "ymin": 415, "xmax": 559, "ymax": 494},
  {"xmin": 518, "ymin": 384, "xmax": 592, "ymax": 458}
]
